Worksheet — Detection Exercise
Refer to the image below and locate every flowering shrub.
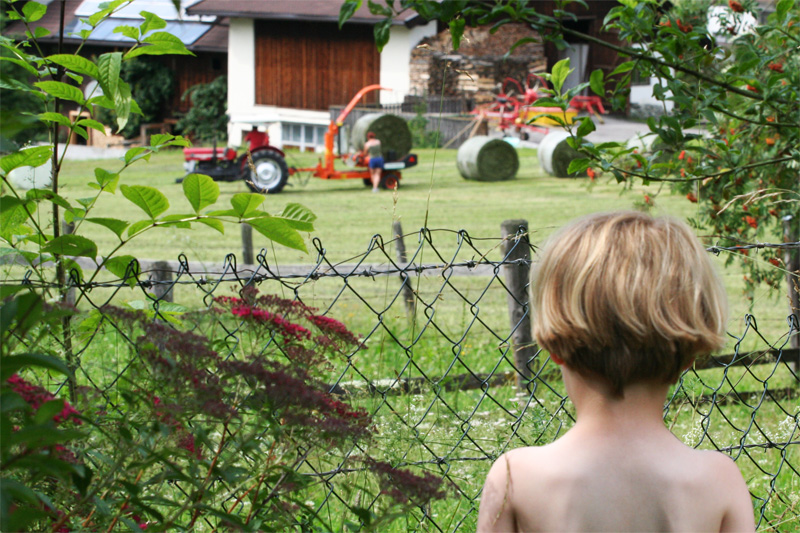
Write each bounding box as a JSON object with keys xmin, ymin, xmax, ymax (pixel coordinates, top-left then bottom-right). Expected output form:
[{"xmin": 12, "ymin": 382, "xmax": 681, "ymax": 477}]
[{"xmin": 2, "ymin": 288, "xmax": 445, "ymax": 531}]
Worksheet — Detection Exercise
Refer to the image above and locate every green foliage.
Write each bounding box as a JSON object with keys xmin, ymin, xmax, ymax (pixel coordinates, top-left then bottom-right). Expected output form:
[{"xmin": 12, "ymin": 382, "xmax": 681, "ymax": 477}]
[
  {"xmin": 0, "ymin": 47, "xmax": 47, "ymax": 149},
  {"xmin": 96, "ymin": 58, "xmax": 175, "ymax": 139},
  {"xmin": 176, "ymin": 75, "xmax": 229, "ymax": 144},
  {"xmin": 408, "ymin": 102, "xmax": 441, "ymax": 149}
]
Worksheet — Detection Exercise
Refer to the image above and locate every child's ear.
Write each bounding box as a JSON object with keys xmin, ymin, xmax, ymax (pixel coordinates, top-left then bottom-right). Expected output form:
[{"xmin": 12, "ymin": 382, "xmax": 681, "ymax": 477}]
[{"xmin": 550, "ymin": 353, "xmax": 565, "ymax": 366}]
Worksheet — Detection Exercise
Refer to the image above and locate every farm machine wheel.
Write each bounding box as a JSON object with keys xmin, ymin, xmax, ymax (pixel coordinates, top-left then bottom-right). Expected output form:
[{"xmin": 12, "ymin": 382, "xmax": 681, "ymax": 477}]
[
  {"xmin": 363, "ymin": 178, "xmax": 372, "ymax": 187},
  {"xmin": 244, "ymin": 150, "xmax": 289, "ymax": 194},
  {"xmin": 380, "ymin": 171, "xmax": 400, "ymax": 190}
]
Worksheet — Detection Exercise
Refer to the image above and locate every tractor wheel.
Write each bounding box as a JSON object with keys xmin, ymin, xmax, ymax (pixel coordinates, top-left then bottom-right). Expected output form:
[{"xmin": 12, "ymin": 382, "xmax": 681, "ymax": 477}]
[
  {"xmin": 363, "ymin": 178, "xmax": 372, "ymax": 187},
  {"xmin": 243, "ymin": 150, "xmax": 289, "ymax": 194},
  {"xmin": 380, "ymin": 171, "xmax": 400, "ymax": 190}
]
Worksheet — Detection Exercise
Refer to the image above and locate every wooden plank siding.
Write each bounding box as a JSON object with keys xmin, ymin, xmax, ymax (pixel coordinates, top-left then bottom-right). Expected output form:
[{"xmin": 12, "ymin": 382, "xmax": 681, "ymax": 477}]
[
  {"xmin": 254, "ymin": 20, "xmax": 379, "ymax": 110},
  {"xmin": 163, "ymin": 53, "xmax": 227, "ymax": 113}
]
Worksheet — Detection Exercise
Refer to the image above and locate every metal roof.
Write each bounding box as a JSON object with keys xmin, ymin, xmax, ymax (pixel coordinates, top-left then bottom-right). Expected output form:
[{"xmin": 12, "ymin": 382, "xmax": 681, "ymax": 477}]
[
  {"xmin": 64, "ymin": 17, "xmax": 214, "ymax": 46},
  {"xmin": 187, "ymin": 0, "xmax": 423, "ymax": 26}
]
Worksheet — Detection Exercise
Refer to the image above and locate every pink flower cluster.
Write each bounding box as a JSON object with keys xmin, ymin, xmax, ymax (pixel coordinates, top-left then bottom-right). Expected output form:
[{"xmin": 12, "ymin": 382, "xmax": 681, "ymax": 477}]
[
  {"xmin": 230, "ymin": 304, "xmax": 312, "ymax": 343},
  {"xmin": 309, "ymin": 315, "xmax": 362, "ymax": 350},
  {"xmin": 221, "ymin": 359, "xmax": 371, "ymax": 442},
  {"xmin": 6, "ymin": 374, "xmax": 81, "ymax": 424},
  {"xmin": 363, "ymin": 458, "xmax": 447, "ymax": 505}
]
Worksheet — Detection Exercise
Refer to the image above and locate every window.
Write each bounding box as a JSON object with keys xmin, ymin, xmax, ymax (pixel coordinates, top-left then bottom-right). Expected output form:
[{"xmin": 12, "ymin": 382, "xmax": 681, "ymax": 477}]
[{"xmin": 282, "ymin": 123, "xmax": 326, "ymax": 151}]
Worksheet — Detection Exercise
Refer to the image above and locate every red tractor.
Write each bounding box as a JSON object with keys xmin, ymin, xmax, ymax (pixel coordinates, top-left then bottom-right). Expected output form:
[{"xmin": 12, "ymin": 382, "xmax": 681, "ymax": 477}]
[
  {"xmin": 181, "ymin": 85, "xmax": 417, "ymax": 194},
  {"xmin": 182, "ymin": 131, "xmax": 290, "ymax": 194}
]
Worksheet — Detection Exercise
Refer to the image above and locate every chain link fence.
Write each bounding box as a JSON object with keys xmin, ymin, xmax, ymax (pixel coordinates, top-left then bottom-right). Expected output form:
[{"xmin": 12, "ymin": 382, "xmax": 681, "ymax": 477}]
[{"xmin": 7, "ymin": 223, "xmax": 799, "ymax": 531}]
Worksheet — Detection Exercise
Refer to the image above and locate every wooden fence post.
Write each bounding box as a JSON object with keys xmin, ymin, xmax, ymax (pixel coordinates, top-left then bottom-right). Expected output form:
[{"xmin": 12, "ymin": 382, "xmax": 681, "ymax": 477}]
[
  {"xmin": 150, "ymin": 260, "xmax": 174, "ymax": 303},
  {"xmin": 501, "ymin": 220, "xmax": 537, "ymax": 387},
  {"xmin": 393, "ymin": 221, "xmax": 416, "ymax": 319},
  {"xmin": 784, "ymin": 215, "xmax": 799, "ymax": 373},
  {"xmin": 241, "ymin": 223, "xmax": 254, "ymax": 265}
]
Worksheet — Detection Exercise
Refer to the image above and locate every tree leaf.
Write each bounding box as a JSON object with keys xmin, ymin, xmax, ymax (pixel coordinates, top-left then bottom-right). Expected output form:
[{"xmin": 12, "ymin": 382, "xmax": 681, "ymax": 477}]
[
  {"xmin": 96, "ymin": 52, "xmax": 121, "ymax": 102},
  {"xmin": 275, "ymin": 203, "xmax": 316, "ymax": 232},
  {"xmin": 46, "ymin": 54, "xmax": 100, "ymax": 79},
  {"xmin": 197, "ymin": 218, "xmax": 224, "ymax": 234},
  {"xmin": 449, "ymin": 18, "xmax": 466, "ymax": 50},
  {"xmin": 125, "ymin": 32, "xmax": 193, "ymax": 58},
  {"xmin": 230, "ymin": 193, "xmax": 265, "ymax": 217},
  {"xmin": 77, "ymin": 118, "xmax": 107, "ymax": 135},
  {"xmin": 576, "ymin": 117, "xmax": 596, "ymax": 137},
  {"xmin": 41, "ymin": 234, "xmax": 97, "ymax": 259},
  {"xmin": 120, "ymin": 185, "xmax": 169, "ymax": 219},
  {"xmin": 183, "ymin": 173, "xmax": 219, "ymax": 213},
  {"xmin": 609, "ymin": 61, "xmax": 635, "ymax": 77},
  {"xmin": 247, "ymin": 215, "xmax": 307, "ymax": 253},
  {"xmin": 140, "ymin": 10, "xmax": 167, "ymax": 35},
  {"xmin": 25, "ymin": 189, "xmax": 72, "ymax": 211},
  {"xmin": 112, "ymin": 24, "xmax": 139, "ymax": 41},
  {"xmin": 114, "ymin": 78, "xmax": 133, "ymax": 131},
  {"xmin": 339, "ymin": 0, "xmax": 362, "ymax": 28},
  {"xmin": 550, "ymin": 58, "xmax": 572, "ymax": 94},
  {"xmin": 85, "ymin": 217, "xmax": 129, "ymax": 238},
  {"xmin": 567, "ymin": 158, "xmax": 592, "ymax": 175},
  {"xmin": 126, "ymin": 219, "xmax": 152, "ymax": 237},
  {"xmin": 94, "ymin": 167, "xmax": 119, "ymax": 194},
  {"xmin": 0, "ymin": 145, "xmax": 52, "ymax": 174},
  {"xmin": 0, "ymin": 354, "xmax": 71, "ymax": 382},
  {"xmin": 22, "ymin": 1, "xmax": 47, "ymax": 23},
  {"xmin": 34, "ymin": 81, "xmax": 84, "ymax": 105},
  {"xmin": 589, "ymin": 69, "xmax": 604, "ymax": 96},
  {"xmin": 123, "ymin": 146, "xmax": 150, "ymax": 165},
  {"xmin": 104, "ymin": 255, "xmax": 140, "ymax": 285},
  {"xmin": 38, "ymin": 112, "xmax": 72, "ymax": 128}
]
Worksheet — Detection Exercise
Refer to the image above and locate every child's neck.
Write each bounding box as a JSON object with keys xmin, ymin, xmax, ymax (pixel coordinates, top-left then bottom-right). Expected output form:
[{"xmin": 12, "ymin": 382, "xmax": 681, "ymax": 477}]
[{"xmin": 561, "ymin": 366, "xmax": 671, "ymax": 435}]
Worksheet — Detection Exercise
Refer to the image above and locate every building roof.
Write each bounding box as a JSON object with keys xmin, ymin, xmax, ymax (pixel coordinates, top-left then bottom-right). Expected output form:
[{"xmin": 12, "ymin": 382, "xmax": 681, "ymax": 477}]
[
  {"xmin": 2, "ymin": 0, "xmax": 228, "ymax": 52},
  {"xmin": 187, "ymin": 0, "xmax": 424, "ymax": 26}
]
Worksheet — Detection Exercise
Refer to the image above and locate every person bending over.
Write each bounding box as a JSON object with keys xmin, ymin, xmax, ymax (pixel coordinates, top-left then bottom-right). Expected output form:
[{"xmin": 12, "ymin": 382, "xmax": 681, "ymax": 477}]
[
  {"xmin": 363, "ymin": 131, "xmax": 384, "ymax": 192},
  {"xmin": 477, "ymin": 211, "xmax": 754, "ymax": 533}
]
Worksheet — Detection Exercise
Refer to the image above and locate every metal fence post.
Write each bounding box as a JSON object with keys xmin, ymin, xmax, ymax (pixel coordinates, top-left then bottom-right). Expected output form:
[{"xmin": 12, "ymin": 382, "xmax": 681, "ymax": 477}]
[
  {"xmin": 393, "ymin": 221, "xmax": 416, "ymax": 319},
  {"xmin": 151, "ymin": 260, "xmax": 174, "ymax": 303},
  {"xmin": 62, "ymin": 220, "xmax": 76, "ymax": 306},
  {"xmin": 241, "ymin": 223, "xmax": 254, "ymax": 265},
  {"xmin": 783, "ymin": 215, "xmax": 799, "ymax": 373},
  {"xmin": 501, "ymin": 219, "xmax": 537, "ymax": 387}
]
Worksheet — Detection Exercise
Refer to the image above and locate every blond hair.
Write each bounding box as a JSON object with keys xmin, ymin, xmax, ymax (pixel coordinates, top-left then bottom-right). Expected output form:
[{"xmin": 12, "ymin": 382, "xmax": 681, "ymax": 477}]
[{"xmin": 531, "ymin": 211, "xmax": 728, "ymax": 396}]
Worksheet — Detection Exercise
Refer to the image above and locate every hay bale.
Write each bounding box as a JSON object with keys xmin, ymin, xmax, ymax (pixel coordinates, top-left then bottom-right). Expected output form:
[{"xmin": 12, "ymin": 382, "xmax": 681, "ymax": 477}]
[
  {"xmin": 456, "ymin": 136, "xmax": 519, "ymax": 181},
  {"xmin": 538, "ymin": 130, "xmax": 586, "ymax": 178},
  {"xmin": 351, "ymin": 113, "xmax": 412, "ymax": 161}
]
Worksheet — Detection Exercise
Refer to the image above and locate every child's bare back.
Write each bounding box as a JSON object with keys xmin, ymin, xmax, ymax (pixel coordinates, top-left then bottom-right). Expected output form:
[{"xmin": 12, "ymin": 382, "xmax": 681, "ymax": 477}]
[
  {"xmin": 477, "ymin": 212, "xmax": 754, "ymax": 532},
  {"xmin": 478, "ymin": 386, "xmax": 753, "ymax": 532}
]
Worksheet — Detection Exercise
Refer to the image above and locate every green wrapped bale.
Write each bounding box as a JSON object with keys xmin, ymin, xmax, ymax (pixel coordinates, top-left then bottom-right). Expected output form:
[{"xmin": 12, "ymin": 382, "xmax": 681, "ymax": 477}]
[
  {"xmin": 539, "ymin": 130, "xmax": 587, "ymax": 178},
  {"xmin": 456, "ymin": 136, "xmax": 519, "ymax": 181},
  {"xmin": 351, "ymin": 113, "xmax": 412, "ymax": 161}
]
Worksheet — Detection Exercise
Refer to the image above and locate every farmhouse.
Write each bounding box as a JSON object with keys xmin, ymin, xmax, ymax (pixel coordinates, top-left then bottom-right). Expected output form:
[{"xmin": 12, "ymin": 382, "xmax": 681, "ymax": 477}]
[{"xmin": 187, "ymin": 0, "xmax": 635, "ymax": 152}]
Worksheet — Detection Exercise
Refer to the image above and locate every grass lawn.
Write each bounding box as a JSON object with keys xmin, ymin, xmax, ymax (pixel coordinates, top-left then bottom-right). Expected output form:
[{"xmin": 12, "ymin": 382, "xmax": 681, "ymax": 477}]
[{"xmin": 51, "ymin": 144, "xmax": 791, "ymax": 347}]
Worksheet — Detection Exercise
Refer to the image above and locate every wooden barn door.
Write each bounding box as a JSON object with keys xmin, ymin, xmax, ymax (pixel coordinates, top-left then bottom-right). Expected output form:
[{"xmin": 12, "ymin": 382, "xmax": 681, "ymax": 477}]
[{"xmin": 254, "ymin": 20, "xmax": 380, "ymax": 110}]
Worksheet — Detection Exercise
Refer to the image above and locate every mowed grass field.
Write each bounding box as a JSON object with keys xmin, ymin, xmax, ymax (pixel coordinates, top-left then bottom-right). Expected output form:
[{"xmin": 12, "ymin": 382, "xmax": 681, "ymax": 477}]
[{"xmin": 51, "ymin": 144, "xmax": 789, "ymax": 345}]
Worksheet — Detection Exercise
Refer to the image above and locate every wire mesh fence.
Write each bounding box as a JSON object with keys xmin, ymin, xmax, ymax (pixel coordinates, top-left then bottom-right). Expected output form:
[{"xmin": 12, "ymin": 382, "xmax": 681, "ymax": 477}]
[{"xmin": 6, "ymin": 223, "xmax": 799, "ymax": 531}]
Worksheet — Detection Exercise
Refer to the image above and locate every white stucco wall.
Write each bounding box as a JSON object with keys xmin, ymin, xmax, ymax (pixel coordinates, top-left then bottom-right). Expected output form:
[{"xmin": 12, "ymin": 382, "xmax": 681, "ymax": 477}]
[{"xmin": 380, "ymin": 22, "xmax": 437, "ymax": 103}]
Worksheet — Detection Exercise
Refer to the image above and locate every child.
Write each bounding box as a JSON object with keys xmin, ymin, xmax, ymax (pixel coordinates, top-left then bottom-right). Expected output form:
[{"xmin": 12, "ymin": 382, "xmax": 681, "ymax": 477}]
[{"xmin": 477, "ymin": 211, "xmax": 754, "ymax": 532}]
